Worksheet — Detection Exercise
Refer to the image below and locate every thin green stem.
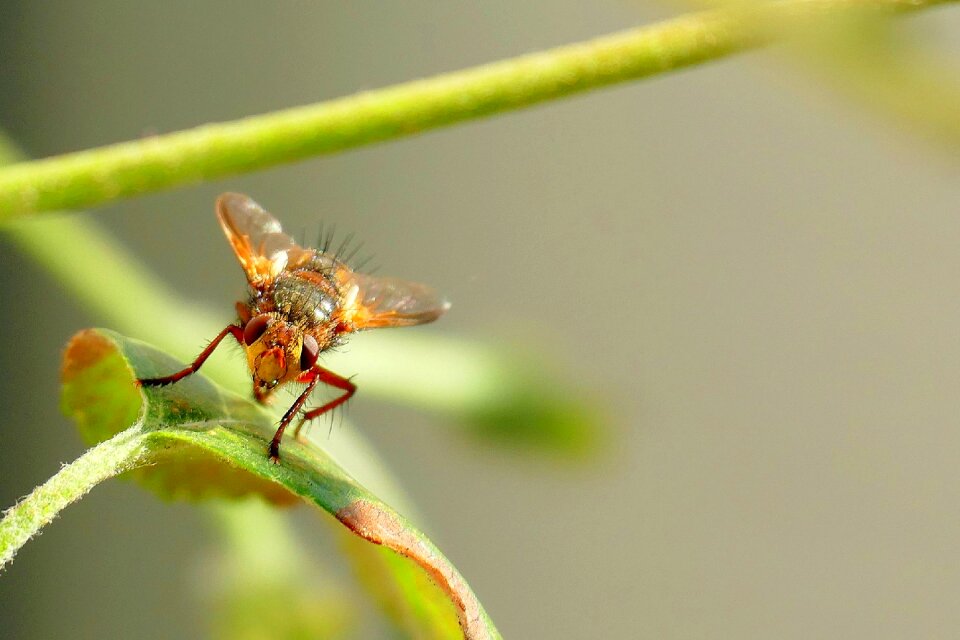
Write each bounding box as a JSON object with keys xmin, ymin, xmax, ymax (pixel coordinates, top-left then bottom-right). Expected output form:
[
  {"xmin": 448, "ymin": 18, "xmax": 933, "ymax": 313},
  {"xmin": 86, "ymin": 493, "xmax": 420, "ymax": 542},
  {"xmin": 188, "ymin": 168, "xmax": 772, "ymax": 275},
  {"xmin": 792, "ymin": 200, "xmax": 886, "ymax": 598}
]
[
  {"xmin": 0, "ymin": 0, "xmax": 951, "ymax": 217},
  {"xmin": 0, "ymin": 426, "xmax": 148, "ymax": 570}
]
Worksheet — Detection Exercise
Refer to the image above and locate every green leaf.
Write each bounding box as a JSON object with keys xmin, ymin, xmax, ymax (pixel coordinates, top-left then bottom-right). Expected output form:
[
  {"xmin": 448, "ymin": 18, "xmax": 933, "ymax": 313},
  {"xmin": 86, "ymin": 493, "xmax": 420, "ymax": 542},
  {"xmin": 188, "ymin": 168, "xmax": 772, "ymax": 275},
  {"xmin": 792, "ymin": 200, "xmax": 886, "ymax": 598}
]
[
  {"xmin": 56, "ymin": 328, "xmax": 497, "ymax": 639},
  {"xmin": 61, "ymin": 328, "xmax": 297, "ymax": 504}
]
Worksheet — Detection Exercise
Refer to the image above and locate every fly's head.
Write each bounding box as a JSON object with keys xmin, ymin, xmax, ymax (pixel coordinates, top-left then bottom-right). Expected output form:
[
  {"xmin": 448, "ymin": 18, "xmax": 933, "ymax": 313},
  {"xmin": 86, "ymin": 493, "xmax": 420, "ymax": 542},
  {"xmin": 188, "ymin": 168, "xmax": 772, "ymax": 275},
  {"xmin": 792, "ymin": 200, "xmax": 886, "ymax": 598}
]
[{"xmin": 241, "ymin": 313, "xmax": 321, "ymax": 403}]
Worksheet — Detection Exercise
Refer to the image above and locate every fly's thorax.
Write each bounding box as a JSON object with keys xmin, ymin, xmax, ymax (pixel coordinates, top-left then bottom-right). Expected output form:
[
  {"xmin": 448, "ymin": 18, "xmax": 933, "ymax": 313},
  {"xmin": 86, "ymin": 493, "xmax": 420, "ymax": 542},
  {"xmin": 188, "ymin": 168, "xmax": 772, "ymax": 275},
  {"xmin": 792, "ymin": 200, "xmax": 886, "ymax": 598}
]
[{"xmin": 272, "ymin": 269, "xmax": 340, "ymax": 328}]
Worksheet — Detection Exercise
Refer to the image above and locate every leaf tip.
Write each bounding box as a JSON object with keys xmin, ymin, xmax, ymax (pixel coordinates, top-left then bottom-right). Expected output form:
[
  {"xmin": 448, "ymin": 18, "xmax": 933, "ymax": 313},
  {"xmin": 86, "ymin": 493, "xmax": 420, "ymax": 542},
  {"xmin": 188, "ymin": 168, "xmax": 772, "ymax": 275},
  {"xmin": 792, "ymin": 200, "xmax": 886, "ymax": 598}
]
[
  {"xmin": 61, "ymin": 329, "xmax": 144, "ymax": 445},
  {"xmin": 61, "ymin": 328, "xmax": 117, "ymax": 384},
  {"xmin": 337, "ymin": 499, "xmax": 497, "ymax": 640}
]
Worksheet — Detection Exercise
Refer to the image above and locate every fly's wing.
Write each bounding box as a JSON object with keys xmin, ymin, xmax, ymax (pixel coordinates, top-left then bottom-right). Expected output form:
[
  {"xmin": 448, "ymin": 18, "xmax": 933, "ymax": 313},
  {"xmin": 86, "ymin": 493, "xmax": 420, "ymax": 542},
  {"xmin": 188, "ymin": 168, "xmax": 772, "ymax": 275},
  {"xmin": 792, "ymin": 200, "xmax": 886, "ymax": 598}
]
[
  {"xmin": 338, "ymin": 270, "xmax": 451, "ymax": 330},
  {"xmin": 215, "ymin": 193, "xmax": 313, "ymax": 286}
]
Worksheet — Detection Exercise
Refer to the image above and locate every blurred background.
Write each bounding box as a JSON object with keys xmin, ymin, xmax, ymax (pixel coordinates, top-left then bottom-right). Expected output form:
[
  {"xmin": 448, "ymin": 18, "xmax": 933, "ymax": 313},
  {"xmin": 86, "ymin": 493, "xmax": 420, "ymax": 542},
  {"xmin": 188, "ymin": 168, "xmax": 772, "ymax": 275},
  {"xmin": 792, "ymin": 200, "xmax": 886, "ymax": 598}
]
[{"xmin": 3, "ymin": 2, "xmax": 960, "ymax": 638}]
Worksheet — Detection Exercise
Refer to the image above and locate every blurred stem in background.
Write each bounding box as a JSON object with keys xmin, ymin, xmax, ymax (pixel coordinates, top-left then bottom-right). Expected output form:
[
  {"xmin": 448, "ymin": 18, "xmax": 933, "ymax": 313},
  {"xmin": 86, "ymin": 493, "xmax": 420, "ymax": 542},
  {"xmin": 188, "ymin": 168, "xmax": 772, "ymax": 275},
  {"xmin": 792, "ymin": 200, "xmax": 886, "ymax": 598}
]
[
  {"xmin": 673, "ymin": 0, "xmax": 960, "ymax": 154},
  {"xmin": 790, "ymin": 14, "xmax": 960, "ymax": 151},
  {"xmin": 0, "ymin": 131, "xmax": 602, "ymax": 459},
  {"xmin": 203, "ymin": 501, "xmax": 356, "ymax": 640},
  {"xmin": 0, "ymin": 0, "xmax": 952, "ymax": 218}
]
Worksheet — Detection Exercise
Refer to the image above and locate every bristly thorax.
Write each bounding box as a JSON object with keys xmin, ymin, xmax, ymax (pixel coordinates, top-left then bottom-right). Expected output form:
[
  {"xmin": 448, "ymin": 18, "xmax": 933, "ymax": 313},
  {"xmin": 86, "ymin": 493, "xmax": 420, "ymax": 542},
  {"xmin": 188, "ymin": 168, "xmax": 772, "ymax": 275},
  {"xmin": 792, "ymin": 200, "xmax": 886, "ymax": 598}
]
[{"xmin": 270, "ymin": 255, "xmax": 340, "ymax": 327}]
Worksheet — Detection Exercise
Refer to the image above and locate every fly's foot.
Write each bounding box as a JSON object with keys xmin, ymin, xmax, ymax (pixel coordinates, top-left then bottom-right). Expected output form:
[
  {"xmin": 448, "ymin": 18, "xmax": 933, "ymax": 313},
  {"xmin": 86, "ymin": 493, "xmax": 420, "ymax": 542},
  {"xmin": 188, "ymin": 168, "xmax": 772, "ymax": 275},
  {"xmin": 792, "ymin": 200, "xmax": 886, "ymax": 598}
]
[{"xmin": 268, "ymin": 442, "xmax": 281, "ymax": 465}]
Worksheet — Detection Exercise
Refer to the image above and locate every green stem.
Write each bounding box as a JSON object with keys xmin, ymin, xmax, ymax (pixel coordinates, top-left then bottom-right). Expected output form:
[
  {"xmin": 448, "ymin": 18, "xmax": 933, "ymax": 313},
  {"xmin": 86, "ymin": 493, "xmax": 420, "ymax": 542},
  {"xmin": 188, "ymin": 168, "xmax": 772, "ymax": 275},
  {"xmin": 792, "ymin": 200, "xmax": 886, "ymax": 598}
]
[
  {"xmin": 0, "ymin": 0, "xmax": 950, "ymax": 217},
  {"xmin": 0, "ymin": 427, "xmax": 148, "ymax": 570}
]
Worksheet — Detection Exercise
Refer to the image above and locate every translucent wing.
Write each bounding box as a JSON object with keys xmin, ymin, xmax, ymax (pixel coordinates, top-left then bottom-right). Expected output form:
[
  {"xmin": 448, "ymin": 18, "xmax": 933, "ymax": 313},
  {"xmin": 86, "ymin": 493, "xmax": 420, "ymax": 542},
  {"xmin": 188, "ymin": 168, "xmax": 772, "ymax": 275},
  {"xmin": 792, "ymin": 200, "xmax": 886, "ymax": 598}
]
[
  {"xmin": 338, "ymin": 270, "xmax": 451, "ymax": 330},
  {"xmin": 215, "ymin": 193, "xmax": 312, "ymax": 286}
]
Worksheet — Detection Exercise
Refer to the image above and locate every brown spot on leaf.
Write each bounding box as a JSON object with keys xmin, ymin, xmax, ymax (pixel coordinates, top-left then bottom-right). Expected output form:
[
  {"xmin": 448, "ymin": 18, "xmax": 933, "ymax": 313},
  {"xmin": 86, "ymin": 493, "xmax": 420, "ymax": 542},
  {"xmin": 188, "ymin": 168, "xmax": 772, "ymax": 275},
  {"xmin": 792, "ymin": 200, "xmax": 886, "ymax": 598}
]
[
  {"xmin": 61, "ymin": 329, "xmax": 116, "ymax": 383},
  {"xmin": 337, "ymin": 499, "xmax": 492, "ymax": 640}
]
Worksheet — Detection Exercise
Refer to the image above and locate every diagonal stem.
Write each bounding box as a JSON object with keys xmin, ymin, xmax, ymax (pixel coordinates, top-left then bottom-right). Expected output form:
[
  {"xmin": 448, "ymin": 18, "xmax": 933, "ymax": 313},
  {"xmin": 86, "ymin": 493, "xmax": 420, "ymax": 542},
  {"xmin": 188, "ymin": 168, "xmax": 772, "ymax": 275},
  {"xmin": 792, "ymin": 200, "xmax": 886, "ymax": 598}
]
[
  {"xmin": 0, "ymin": 426, "xmax": 148, "ymax": 570},
  {"xmin": 0, "ymin": 0, "xmax": 953, "ymax": 217}
]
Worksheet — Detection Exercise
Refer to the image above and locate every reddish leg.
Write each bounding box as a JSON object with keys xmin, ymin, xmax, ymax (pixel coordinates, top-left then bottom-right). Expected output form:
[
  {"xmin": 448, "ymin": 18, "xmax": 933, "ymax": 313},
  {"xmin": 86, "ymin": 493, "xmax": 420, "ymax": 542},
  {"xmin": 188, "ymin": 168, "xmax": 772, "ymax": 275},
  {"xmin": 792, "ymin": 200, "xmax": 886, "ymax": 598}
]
[
  {"xmin": 137, "ymin": 325, "xmax": 244, "ymax": 387},
  {"xmin": 269, "ymin": 366, "xmax": 356, "ymax": 463}
]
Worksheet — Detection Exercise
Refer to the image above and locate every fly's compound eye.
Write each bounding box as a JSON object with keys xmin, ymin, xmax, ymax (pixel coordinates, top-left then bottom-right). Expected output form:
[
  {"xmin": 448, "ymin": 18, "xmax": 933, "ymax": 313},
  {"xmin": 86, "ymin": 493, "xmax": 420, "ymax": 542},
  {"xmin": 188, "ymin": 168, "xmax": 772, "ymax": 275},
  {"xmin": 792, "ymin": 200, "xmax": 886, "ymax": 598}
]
[
  {"xmin": 300, "ymin": 334, "xmax": 319, "ymax": 371},
  {"xmin": 243, "ymin": 314, "xmax": 273, "ymax": 345}
]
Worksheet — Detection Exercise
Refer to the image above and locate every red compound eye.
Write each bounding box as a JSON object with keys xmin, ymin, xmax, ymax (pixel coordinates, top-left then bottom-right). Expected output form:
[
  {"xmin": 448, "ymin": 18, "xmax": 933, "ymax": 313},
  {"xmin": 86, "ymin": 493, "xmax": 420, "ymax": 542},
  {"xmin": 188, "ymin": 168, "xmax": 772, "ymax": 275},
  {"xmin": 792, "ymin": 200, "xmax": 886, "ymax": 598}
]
[
  {"xmin": 300, "ymin": 335, "xmax": 319, "ymax": 371},
  {"xmin": 243, "ymin": 314, "xmax": 272, "ymax": 345}
]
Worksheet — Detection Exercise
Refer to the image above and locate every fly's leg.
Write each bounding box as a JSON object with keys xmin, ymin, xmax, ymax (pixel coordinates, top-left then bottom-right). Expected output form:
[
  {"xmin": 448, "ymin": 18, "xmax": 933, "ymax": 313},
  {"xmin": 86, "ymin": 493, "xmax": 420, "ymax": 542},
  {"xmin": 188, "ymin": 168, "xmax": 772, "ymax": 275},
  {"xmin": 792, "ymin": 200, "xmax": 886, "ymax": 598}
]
[
  {"xmin": 294, "ymin": 368, "xmax": 357, "ymax": 443},
  {"xmin": 268, "ymin": 375, "xmax": 320, "ymax": 464},
  {"xmin": 137, "ymin": 325, "xmax": 244, "ymax": 387},
  {"xmin": 291, "ymin": 366, "xmax": 357, "ymax": 452}
]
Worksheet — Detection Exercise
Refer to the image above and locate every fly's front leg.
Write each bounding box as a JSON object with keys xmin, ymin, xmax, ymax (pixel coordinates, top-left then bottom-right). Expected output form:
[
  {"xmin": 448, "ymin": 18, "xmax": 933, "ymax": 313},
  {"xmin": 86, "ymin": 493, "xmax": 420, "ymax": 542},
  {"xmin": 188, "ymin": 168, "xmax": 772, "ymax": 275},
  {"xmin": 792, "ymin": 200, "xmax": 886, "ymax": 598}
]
[
  {"xmin": 137, "ymin": 325, "xmax": 244, "ymax": 387},
  {"xmin": 291, "ymin": 367, "xmax": 357, "ymax": 445},
  {"xmin": 268, "ymin": 375, "xmax": 320, "ymax": 463}
]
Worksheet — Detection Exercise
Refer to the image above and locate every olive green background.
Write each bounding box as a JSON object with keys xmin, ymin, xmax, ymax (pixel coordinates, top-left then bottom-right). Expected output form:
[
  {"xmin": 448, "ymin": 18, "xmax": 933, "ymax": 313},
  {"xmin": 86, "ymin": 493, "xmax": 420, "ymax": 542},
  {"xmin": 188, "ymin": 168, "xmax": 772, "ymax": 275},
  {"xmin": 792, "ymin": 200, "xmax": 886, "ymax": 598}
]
[{"xmin": 3, "ymin": 2, "xmax": 960, "ymax": 638}]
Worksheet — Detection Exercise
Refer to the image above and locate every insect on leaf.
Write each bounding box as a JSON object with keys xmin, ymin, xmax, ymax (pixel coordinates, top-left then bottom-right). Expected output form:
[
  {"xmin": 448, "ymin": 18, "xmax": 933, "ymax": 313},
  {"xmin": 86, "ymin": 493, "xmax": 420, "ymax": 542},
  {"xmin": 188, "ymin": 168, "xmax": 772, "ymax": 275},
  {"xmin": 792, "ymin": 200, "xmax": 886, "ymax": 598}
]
[{"xmin": 60, "ymin": 328, "xmax": 499, "ymax": 640}]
